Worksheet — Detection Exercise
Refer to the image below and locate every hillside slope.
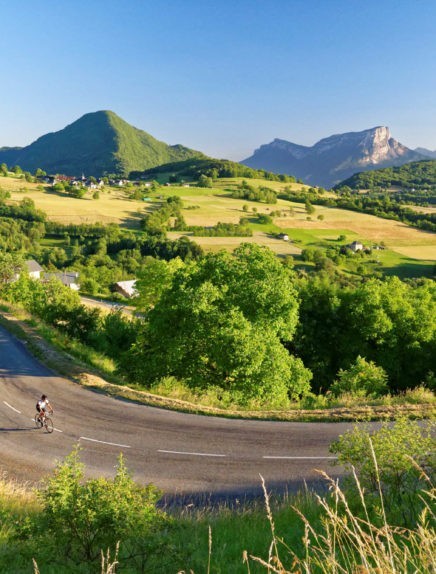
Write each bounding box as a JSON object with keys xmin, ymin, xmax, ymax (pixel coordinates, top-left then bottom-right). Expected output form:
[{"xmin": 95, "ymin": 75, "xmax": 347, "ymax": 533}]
[
  {"xmin": 0, "ymin": 111, "xmax": 203, "ymax": 177},
  {"xmin": 242, "ymin": 127, "xmax": 424, "ymax": 188},
  {"xmin": 334, "ymin": 159, "xmax": 436, "ymax": 191}
]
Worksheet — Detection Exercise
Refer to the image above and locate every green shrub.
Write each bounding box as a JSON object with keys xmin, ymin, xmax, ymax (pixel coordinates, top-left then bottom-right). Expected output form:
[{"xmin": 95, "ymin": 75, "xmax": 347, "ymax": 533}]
[
  {"xmin": 330, "ymin": 418, "xmax": 435, "ymax": 524},
  {"xmin": 330, "ymin": 355, "xmax": 388, "ymax": 398},
  {"xmin": 37, "ymin": 446, "xmax": 167, "ymax": 567}
]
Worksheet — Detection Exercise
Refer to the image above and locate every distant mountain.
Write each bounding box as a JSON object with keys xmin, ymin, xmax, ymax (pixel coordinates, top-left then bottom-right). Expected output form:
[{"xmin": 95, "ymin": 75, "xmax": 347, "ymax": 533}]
[
  {"xmin": 333, "ymin": 159, "xmax": 436, "ymax": 191},
  {"xmin": 415, "ymin": 147, "xmax": 436, "ymax": 159},
  {"xmin": 242, "ymin": 127, "xmax": 425, "ymax": 188},
  {"xmin": 0, "ymin": 111, "xmax": 204, "ymax": 177}
]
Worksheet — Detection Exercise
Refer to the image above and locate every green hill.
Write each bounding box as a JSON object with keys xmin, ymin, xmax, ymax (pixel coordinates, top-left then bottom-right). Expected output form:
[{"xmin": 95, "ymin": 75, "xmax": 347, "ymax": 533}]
[
  {"xmin": 334, "ymin": 159, "xmax": 436, "ymax": 191},
  {"xmin": 130, "ymin": 157, "xmax": 296, "ymax": 182},
  {"xmin": 0, "ymin": 111, "xmax": 204, "ymax": 177}
]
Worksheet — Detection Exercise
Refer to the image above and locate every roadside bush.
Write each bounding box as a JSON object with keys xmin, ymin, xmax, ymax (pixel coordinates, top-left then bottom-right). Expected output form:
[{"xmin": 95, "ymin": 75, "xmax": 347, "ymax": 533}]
[
  {"xmin": 330, "ymin": 418, "xmax": 435, "ymax": 525},
  {"xmin": 37, "ymin": 446, "xmax": 168, "ymax": 569},
  {"xmin": 330, "ymin": 355, "xmax": 388, "ymax": 398}
]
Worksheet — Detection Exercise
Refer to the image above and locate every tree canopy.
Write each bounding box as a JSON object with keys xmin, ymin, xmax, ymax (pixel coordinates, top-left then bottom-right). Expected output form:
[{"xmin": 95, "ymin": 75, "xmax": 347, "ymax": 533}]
[{"xmin": 124, "ymin": 243, "xmax": 311, "ymax": 406}]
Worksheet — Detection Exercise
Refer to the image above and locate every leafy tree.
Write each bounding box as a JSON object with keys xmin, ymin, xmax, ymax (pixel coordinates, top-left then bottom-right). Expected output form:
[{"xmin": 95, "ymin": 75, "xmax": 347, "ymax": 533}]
[
  {"xmin": 338, "ymin": 277, "xmax": 436, "ymax": 391},
  {"xmin": 126, "ymin": 244, "xmax": 311, "ymax": 405},
  {"xmin": 257, "ymin": 213, "xmax": 273, "ymax": 224},
  {"xmin": 135, "ymin": 257, "xmax": 184, "ymax": 311},
  {"xmin": 0, "ymin": 252, "xmax": 23, "ymax": 284},
  {"xmin": 0, "ymin": 163, "xmax": 8, "ymax": 176},
  {"xmin": 197, "ymin": 174, "xmax": 213, "ymax": 188},
  {"xmin": 305, "ymin": 199, "xmax": 315, "ymax": 215}
]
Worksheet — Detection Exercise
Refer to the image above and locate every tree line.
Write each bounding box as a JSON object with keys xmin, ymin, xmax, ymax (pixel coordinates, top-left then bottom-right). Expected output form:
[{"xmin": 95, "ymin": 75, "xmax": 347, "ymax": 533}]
[{"xmin": 2, "ymin": 244, "xmax": 434, "ymax": 408}]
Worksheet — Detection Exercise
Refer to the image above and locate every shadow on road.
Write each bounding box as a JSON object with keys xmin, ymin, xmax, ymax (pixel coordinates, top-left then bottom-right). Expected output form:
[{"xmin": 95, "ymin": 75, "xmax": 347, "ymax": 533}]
[
  {"xmin": 0, "ymin": 426, "xmax": 42, "ymax": 432},
  {"xmin": 158, "ymin": 474, "xmax": 345, "ymax": 510}
]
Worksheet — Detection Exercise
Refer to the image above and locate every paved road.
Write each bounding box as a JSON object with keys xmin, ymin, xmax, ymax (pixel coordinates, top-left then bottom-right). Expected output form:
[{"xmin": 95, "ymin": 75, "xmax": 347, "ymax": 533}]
[{"xmin": 0, "ymin": 325, "xmax": 356, "ymax": 499}]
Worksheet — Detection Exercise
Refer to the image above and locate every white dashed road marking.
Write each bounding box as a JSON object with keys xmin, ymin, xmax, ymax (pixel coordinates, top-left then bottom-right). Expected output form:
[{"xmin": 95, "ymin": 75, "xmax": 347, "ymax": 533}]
[
  {"xmin": 263, "ymin": 455, "xmax": 337, "ymax": 460},
  {"xmin": 3, "ymin": 401, "xmax": 21, "ymax": 414},
  {"xmin": 80, "ymin": 436, "xmax": 131, "ymax": 448},
  {"xmin": 158, "ymin": 449, "xmax": 226, "ymax": 457}
]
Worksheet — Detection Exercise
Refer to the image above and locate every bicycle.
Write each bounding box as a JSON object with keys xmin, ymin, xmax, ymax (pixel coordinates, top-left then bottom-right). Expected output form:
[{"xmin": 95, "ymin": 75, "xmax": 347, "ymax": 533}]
[{"xmin": 34, "ymin": 411, "xmax": 54, "ymax": 433}]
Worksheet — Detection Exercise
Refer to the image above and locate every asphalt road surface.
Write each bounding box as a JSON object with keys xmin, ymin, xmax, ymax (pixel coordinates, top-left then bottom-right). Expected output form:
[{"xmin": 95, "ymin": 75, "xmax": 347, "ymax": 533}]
[{"xmin": 0, "ymin": 325, "xmax": 358, "ymax": 501}]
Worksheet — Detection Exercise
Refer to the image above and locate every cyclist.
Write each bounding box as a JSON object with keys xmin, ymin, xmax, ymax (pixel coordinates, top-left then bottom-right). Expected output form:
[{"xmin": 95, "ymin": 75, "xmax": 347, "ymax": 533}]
[{"xmin": 36, "ymin": 394, "xmax": 53, "ymax": 422}]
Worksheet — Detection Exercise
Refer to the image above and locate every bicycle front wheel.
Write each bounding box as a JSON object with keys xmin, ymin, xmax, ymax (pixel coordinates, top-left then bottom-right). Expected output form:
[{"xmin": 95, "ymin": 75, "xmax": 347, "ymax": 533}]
[{"xmin": 44, "ymin": 417, "xmax": 54, "ymax": 433}]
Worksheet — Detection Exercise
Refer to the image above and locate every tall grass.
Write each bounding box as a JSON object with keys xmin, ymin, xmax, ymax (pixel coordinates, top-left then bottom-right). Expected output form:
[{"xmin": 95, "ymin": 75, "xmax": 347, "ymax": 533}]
[{"xmin": 247, "ymin": 447, "xmax": 435, "ymax": 573}]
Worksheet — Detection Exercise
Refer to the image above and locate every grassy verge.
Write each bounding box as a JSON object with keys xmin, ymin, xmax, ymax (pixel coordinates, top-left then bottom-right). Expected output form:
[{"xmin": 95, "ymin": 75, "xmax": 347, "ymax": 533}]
[
  {"xmin": 0, "ymin": 301, "xmax": 434, "ymax": 422},
  {"xmin": 1, "ymin": 468, "xmax": 434, "ymax": 573}
]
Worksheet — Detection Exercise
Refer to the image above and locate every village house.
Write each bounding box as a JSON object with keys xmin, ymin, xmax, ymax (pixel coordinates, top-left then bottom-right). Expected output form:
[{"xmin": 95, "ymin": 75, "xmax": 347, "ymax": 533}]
[
  {"xmin": 25, "ymin": 259, "xmax": 44, "ymax": 279},
  {"xmin": 348, "ymin": 241, "xmax": 364, "ymax": 252},
  {"xmin": 44, "ymin": 271, "xmax": 80, "ymax": 291}
]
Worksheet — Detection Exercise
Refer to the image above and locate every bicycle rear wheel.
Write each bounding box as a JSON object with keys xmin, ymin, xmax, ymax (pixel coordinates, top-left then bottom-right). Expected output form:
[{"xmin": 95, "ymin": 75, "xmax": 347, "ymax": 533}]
[
  {"xmin": 34, "ymin": 414, "xmax": 43, "ymax": 428},
  {"xmin": 44, "ymin": 417, "xmax": 54, "ymax": 433}
]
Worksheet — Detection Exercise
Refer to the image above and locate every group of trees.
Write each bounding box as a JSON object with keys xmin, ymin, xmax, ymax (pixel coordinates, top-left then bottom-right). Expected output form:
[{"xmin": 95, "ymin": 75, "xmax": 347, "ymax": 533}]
[
  {"xmin": 1, "ymin": 168, "xmax": 435, "ymax": 408},
  {"xmin": 232, "ymin": 181, "xmax": 278, "ymax": 204},
  {"xmin": 130, "ymin": 157, "xmax": 297, "ymax": 183},
  {"xmin": 2, "ymin": 240, "xmax": 434, "ymax": 407},
  {"xmin": 293, "ymin": 273, "xmax": 435, "ymax": 392}
]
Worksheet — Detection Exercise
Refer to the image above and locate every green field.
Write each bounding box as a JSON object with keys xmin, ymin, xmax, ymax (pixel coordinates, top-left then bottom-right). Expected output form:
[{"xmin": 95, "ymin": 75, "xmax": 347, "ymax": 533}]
[{"xmin": 3, "ymin": 174, "xmax": 435, "ymax": 276}]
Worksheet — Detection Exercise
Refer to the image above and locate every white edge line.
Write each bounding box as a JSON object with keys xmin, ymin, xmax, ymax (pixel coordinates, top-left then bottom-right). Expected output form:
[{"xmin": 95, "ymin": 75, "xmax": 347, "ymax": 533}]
[
  {"xmin": 3, "ymin": 401, "xmax": 21, "ymax": 414},
  {"xmin": 263, "ymin": 456, "xmax": 338, "ymax": 460},
  {"xmin": 158, "ymin": 449, "xmax": 226, "ymax": 458},
  {"xmin": 80, "ymin": 436, "xmax": 131, "ymax": 448}
]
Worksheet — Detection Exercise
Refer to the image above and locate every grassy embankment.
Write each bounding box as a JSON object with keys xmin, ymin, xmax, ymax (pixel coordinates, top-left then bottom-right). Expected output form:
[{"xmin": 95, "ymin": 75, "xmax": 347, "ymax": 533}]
[
  {"xmin": 4, "ymin": 174, "xmax": 435, "ymax": 278},
  {"xmin": 1, "ymin": 455, "xmax": 434, "ymax": 573}
]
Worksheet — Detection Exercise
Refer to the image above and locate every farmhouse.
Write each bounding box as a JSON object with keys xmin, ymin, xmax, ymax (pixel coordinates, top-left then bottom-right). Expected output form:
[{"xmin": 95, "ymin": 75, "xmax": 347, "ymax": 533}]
[
  {"xmin": 348, "ymin": 241, "xmax": 364, "ymax": 252},
  {"xmin": 44, "ymin": 271, "xmax": 80, "ymax": 291},
  {"xmin": 25, "ymin": 259, "xmax": 44, "ymax": 279}
]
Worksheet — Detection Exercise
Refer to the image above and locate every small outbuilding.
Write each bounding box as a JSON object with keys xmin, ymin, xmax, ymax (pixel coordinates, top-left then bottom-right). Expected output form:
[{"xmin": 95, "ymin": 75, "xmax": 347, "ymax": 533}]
[{"xmin": 113, "ymin": 280, "xmax": 138, "ymax": 298}]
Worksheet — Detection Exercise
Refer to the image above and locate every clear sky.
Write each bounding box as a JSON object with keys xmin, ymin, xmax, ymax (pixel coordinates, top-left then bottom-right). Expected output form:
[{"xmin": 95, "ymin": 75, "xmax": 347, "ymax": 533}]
[{"xmin": 1, "ymin": 0, "xmax": 435, "ymax": 159}]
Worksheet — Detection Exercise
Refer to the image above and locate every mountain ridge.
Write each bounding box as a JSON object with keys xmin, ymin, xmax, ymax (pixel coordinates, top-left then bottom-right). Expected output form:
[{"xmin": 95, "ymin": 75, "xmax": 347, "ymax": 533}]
[
  {"xmin": 242, "ymin": 127, "xmax": 425, "ymax": 188},
  {"xmin": 0, "ymin": 111, "xmax": 204, "ymax": 177}
]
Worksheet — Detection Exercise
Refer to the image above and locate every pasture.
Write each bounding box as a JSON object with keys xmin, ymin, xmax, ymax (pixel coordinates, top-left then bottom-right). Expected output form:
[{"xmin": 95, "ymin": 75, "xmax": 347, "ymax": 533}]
[
  {"xmin": 4, "ymin": 180, "xmax": 147, "ymax": 227},
  {"xmin": 2, "ymin": 174, "xmax": 435, "ymax": 274}
]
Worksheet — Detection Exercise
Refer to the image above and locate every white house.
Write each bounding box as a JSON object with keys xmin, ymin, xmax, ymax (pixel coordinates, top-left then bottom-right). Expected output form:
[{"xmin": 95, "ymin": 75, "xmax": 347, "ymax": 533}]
[
  {"xmin": 44, "ymin": 271, "xmax": 80, "ymax": 291},
  {"xmin": 348, "ymin": 241, "xmax": 364, "ymax": 252},
  {"xmin": 25, "ymin": 260, "xmax": 44, "ymax": 279}
]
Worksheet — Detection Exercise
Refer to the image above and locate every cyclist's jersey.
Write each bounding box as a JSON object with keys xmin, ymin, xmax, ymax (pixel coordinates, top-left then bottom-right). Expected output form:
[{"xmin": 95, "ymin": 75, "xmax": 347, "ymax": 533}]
[{"xmin": 38, "ymin": 399, "xmax": 50, "ymax": 411}]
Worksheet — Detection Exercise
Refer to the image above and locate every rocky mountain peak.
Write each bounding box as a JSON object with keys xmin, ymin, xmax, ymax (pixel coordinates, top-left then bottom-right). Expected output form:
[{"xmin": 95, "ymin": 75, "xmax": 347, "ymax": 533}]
[{"xmin": 242, "ymin": 127, "xmax": 425, "ymax": 188}]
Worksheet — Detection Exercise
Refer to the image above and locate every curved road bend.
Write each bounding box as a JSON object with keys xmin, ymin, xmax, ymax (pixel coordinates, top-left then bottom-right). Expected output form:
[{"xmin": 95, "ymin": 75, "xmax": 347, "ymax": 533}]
[{"xmin": 1, "ymin": 325, "xmax": 358, "ymax": 499}]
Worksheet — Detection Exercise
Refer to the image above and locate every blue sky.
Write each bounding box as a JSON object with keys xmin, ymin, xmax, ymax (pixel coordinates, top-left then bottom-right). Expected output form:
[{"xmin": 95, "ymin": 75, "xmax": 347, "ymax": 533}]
[{"xmin": 1, "ymin": 0, "xmax": 435, "ymax": 159}]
